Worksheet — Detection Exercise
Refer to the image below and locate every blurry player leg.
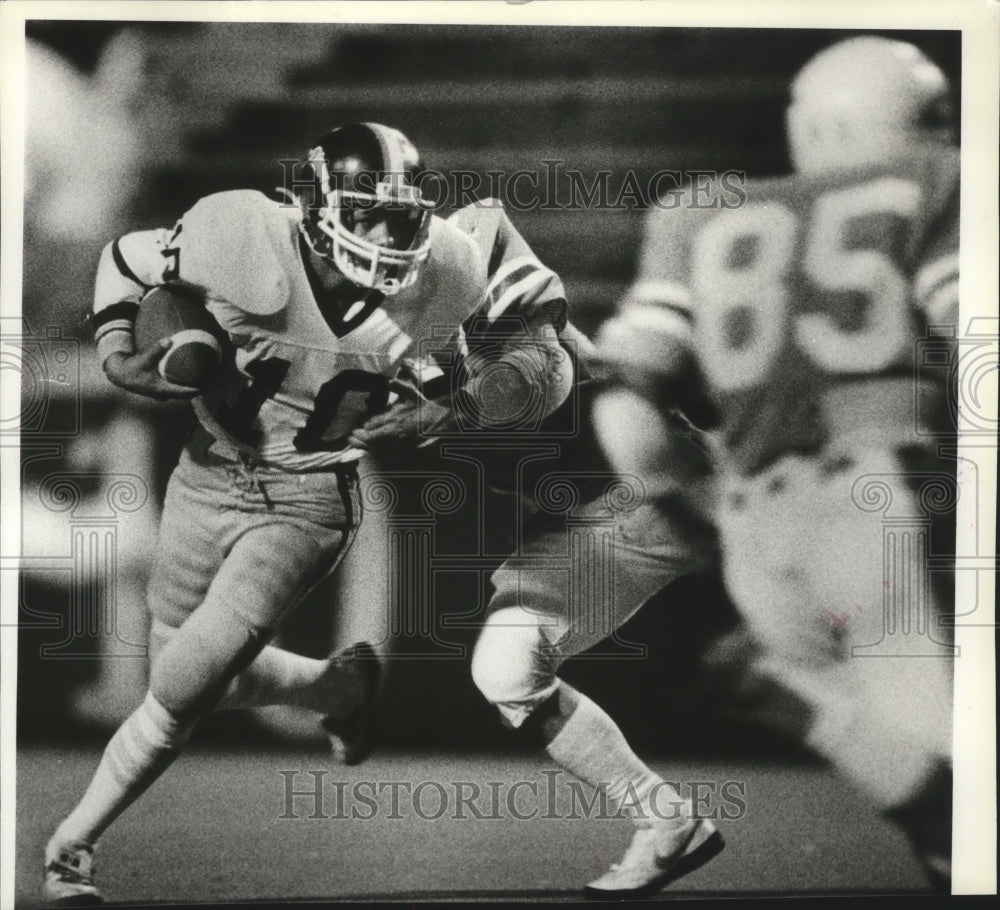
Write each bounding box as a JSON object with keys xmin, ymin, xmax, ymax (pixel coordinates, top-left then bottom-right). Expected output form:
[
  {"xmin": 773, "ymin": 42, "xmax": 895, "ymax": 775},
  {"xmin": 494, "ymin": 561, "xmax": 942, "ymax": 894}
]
[
  {"xmin": 472, "ymin": 496, "xmax": 721, "ymax": 897},
  {"xmin": 720, "ymin": 453, "xmax": 952, "ymax": 887},
  {"xmin": 806, "ymin": 448, "xmax": 953, "ymax": 886},
  {"xmin": 797, "ymin": 452, "xmax": 951, "ymax": 771},
  {"xmin": 718, "ymin": 459, "xmax": 835, "ymax": 674},
  {"xmin": 591, "ymin": 386, "xmax": 718, "ymax": 519}
]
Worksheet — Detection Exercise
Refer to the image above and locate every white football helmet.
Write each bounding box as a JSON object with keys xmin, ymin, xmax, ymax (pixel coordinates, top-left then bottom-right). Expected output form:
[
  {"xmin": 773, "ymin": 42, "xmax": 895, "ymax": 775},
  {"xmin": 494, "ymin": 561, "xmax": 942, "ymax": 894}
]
[{"xmin": 787, "ymin": 36, "xmax": 954, "ymax": 175}]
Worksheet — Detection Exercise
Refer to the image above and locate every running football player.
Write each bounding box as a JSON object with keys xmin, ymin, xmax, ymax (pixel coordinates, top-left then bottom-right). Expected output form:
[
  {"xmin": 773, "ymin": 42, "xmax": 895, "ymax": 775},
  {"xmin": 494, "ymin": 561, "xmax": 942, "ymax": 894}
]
[
  {"xmin": 43, "ymin": 122, "xmax": 488, "ymax": 904},
  {"xmin": 594, "ymin": 37, "xmax": 958, "ymax": 889},
  {"xmin": 354, "ymin": 200, "xmax": 725, "ymax": 898}
]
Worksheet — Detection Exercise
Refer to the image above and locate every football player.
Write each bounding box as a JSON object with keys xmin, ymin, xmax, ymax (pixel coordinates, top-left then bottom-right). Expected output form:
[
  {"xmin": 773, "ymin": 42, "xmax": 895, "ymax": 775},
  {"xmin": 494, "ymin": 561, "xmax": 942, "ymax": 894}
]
[
  {"xmin": 43, "ymin": 122, "xmax": 488, "ymax": 904},
  {"xmin": 594, "ymin": 37, "xmax": 958, "ymax": 889},
  {"xmin": 353, "ymin": 200, "xmax": 725, "ymax": 898}
]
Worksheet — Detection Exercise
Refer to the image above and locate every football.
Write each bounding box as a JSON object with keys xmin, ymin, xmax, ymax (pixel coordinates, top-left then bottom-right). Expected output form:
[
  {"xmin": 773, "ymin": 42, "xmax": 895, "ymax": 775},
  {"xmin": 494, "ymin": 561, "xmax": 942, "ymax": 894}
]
[{"xmin": 134, "ymin": 284, "xmax": 225, "ymax": 389}]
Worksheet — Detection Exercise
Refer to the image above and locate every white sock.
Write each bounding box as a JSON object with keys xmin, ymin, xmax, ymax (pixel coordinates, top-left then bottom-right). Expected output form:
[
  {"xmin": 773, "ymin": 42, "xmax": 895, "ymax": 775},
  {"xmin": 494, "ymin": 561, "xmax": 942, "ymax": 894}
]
[
  {"xmin": 544, "ymin": 689, "xmax": 686, "ymax": 825},
  {"xmin": 54, "ymin": 692, "xmax": 195, "ymax": 847},
  {"xmin": 149, "ymin": 624, "xmax": 338, "ymax": 716},
  {"xmin": 149, "ymin": 624, "xmax": 359, "ymax": 718},
  {"xmin": 216, "ymin": 645, "xmax": 336, "ymax": 714}
]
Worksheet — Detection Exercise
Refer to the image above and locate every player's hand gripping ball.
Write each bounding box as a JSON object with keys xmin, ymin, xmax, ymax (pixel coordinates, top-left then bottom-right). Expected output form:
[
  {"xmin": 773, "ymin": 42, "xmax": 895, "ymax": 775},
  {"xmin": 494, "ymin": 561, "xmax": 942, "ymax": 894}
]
[{"xmin": 134, "ymin": 284, "xmax": 225, "ymax": 389}]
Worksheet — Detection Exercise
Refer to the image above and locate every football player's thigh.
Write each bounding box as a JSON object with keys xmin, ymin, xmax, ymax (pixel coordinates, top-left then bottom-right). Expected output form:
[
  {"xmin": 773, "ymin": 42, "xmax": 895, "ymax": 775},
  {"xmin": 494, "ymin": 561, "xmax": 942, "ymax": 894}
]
[
  {"xmin": 149, "ymin": 519, "xmax": 345, "ymax": 716},
  {"xmin": 490, "ymin": 498, "xmax": 708, "ymax": 661},
  {"xmin": 607, "ymin": 499, "xmax": 714, "ymax": 637},
  {"xmin": 719, "ymin": 460, "xmax": 831, "ymax": 661},
  {"xmin": 817, "ymin": 448, "xmax": 954, "ymax": 749},
  {"xmin": 147, "ymin": 465, "xmax": 229, "ymax": 657},
  {"xmin": 807, "ymin": 456, "xmax": 889, "ymax": 644},
  {"xmin": 488, "ymin": 545, "xmax": 571, "ymax": 655},
  {"xmin": 805, "ymin": 447, "xmax": 930, "ymax": 649}
]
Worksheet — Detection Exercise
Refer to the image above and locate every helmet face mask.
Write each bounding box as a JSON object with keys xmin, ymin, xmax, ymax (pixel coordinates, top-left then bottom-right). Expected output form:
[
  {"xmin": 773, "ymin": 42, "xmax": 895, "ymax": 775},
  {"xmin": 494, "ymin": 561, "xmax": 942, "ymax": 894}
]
[{"xmin": 299, "ymin": 124, "xmax": 433, "ymax": 295}]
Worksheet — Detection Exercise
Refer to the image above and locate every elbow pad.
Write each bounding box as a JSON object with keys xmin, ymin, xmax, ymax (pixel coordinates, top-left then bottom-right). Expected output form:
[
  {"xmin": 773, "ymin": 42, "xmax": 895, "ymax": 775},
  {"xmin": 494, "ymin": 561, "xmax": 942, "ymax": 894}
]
[{"xmin": 464, "ymin": 341, "xmax": 573, "ymax": 428}]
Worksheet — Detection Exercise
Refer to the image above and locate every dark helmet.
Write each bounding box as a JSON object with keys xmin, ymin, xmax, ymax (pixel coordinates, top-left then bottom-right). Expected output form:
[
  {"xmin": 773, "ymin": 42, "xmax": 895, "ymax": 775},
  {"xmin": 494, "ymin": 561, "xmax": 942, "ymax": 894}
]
[{"xmin": 299, "ymin": 122, "xmax": 432, "ymax": 295}]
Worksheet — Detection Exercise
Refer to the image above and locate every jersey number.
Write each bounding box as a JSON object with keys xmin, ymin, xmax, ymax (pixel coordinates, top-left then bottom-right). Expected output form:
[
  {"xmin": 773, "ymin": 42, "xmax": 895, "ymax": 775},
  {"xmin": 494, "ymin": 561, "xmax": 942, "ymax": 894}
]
[
  {"xmin": 226, "ymin": 359, "xmax": 390, "ymax": 452},
  {"xmin": 690, "ymin": 178, "xmax": 920, "ymax": 391},
  {"xmin": 161, "ymin": 222, "xmax": 182, "ymax": 281}
]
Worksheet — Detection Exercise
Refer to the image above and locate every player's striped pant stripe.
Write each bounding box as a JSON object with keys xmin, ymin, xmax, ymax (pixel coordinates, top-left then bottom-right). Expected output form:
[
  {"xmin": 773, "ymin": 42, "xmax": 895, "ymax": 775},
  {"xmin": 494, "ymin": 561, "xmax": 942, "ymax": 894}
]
[{"xmin": 111, "ymin": 239, "xmax": 153, "ymax": 291}]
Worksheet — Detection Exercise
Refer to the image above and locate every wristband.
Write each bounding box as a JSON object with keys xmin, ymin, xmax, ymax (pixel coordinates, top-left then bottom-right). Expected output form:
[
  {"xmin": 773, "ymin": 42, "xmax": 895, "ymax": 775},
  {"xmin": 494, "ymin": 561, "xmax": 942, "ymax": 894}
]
[{"xmin": 92, "ymin": 301, "xmax": 138, "ymax": 367}]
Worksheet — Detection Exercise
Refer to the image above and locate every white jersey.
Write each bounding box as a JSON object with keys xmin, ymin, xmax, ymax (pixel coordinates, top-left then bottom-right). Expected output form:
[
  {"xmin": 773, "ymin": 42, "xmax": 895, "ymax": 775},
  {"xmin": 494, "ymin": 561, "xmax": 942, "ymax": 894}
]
[
  {"xmin": 93, "ymin": 190, "xmax": 486, "ymax": 470},
  {"xmin": 599, "ymin": 147, "xmax": 959, "ymax": 475}
]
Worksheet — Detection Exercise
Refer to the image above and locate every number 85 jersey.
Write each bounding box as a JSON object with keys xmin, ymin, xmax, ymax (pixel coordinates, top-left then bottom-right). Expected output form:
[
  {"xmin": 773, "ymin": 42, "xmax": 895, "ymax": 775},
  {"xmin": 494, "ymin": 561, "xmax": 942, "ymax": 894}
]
[
  {"xmin": 599, "ymin": 146, "xmax": 959, "ymax": 476},
  {"xmin": 93, "ymin": 190, "xmax": 486, "ymax": 471}
]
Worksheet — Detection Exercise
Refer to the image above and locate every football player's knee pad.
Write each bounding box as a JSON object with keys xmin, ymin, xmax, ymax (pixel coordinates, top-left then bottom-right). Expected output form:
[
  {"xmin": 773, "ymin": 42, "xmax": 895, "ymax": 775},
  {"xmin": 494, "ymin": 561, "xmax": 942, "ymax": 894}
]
[
  {"xmin": 149, "ymin": 609, "xmax": 265, "ymax": 718},
  {"xmin": 471, "ymin": 607, "xmax": 561, "ymax": 726}
]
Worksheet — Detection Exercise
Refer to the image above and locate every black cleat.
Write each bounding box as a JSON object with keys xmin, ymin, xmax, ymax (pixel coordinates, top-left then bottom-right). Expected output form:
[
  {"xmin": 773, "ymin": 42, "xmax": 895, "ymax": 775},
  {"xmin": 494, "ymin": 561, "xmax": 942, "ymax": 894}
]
[{"xmin": 320, "ymin": 641, "xmax": 381, "ymax": 765}]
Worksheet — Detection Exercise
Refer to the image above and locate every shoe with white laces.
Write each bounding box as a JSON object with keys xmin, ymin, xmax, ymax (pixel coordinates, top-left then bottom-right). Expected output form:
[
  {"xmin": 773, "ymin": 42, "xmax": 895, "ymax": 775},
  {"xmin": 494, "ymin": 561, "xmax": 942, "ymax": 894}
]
[
  {"xmin": 320, "ymin": 641, "xmax": 381, "ymax": 766},
  {"xmin": 42, "ymin": 838, "xmax": 103, "ymax": 905},
  {"xmin": 584, "ymin": 816, "xmax": 724, "ymax": 898}
]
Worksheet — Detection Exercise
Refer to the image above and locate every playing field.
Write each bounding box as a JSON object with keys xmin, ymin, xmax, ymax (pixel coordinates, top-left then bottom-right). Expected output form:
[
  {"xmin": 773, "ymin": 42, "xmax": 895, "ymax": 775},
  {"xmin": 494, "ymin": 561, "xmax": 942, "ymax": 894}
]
[{"xmin": 16, "ymin": 747, "xmax": 932, "ymax": 905}]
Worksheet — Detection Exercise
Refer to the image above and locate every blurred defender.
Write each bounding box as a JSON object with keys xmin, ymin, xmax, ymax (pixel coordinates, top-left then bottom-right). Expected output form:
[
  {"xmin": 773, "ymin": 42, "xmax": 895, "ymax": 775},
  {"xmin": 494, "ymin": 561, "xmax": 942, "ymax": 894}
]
[
  {"xmin": 595, "ymin": 37, "xmax": 958, "ymax": 889},
  {"xmin": 355, "ymin": 201, "xmax": 725, "ymax": 898},
  {"xmin": 44, "ymin": 123, "xmax": 488, "ymax": 904}
]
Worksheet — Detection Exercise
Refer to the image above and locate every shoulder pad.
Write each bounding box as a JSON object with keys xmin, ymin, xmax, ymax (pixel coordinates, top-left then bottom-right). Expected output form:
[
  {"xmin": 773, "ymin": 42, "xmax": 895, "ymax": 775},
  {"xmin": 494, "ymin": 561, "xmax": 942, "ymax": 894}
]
[
  {"xmin": 177, "ymin": 190, "xmax": 292, "ymax": 315},
  {"xmin": 428, "ymin": 214, "xmax": 488, "ymax": 290},
  {"xmin": 393, "ymin": 215, "xmax": 487, "ymax": 320},
  {"xmin": 447, "ymin": 199, "xmax": 507, "ymax": 264}
]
